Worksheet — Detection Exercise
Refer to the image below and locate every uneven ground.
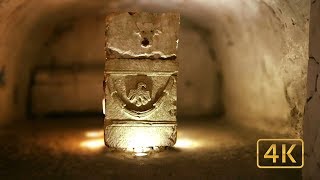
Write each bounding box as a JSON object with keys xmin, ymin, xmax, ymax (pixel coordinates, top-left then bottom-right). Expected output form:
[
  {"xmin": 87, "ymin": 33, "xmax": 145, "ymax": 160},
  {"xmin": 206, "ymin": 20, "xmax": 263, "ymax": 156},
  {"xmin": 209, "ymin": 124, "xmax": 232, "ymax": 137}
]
[{"xmin": 0, "ymin": 117, "xmax": 301, "ymax": 179}]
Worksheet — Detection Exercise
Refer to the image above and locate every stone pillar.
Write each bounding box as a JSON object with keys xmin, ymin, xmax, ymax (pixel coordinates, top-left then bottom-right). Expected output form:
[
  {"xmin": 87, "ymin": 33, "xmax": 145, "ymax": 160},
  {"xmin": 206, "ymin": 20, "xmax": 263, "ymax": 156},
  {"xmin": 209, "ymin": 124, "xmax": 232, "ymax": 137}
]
[
  {"xmin": 304, "ymin": 1, "xmax": 320, "ymax": 179},
  {"xmin": 103, "ymin": 12, "xmax": 180, "ymax": 151}
]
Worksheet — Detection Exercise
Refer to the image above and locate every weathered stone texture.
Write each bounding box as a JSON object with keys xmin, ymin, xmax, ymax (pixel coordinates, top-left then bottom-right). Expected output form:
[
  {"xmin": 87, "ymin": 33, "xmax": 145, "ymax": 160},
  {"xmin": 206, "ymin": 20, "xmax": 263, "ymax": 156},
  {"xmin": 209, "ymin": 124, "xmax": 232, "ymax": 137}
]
[
  {"xmin": 105, "ymin": 124, "xmax": 177, "ymax": 149},
  {"xmin": 304, "ymin": 1, "xmax": 320, "ymax": 179},
  {"xmin": 105, "ymin": 12, "xmax": 179, "ymax": 59},
  {"xmin": 104, "ymin": 12, "xmax": 179, "ymax": 149},
  {"xmin": 104, "ymin": 71, "xmax": 177, "ymax": 121},
  {"xmin": 213, "ymin": 0, "xmax": 309, "ymax": 137}
]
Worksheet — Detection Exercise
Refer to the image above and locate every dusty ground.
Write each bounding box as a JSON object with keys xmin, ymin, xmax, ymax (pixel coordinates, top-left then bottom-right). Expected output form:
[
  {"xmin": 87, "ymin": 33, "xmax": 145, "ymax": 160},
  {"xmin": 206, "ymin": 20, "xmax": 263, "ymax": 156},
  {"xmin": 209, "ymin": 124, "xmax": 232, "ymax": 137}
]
[{"xmin": 0, "ymin": 117, "xmax": 301, "ymax": 179}]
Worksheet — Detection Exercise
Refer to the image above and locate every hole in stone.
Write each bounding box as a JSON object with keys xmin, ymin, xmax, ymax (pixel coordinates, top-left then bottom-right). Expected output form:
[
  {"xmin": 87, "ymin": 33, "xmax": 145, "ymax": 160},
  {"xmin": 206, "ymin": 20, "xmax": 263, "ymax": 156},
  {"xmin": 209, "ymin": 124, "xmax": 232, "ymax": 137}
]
[
  {"xmin": 128, "ymin": 12, "xmax": 136, "ymax": 16},
  {"xmin": 141, "ymin": 38, "xmax": 150, "ymax": 47}
]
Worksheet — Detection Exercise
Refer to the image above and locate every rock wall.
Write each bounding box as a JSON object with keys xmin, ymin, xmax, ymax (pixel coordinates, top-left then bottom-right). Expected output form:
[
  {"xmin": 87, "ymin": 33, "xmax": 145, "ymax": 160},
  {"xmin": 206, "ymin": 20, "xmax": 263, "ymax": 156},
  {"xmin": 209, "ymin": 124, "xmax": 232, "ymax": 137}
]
[
  {"xmin": 195, "ymin": 0, "xmax": 309, "ymax": 137},
  {"xmin": 30, "ymin": 15, "xmax": 105, "ymax": 115},
  {"xmin": 0, "ymin": 0, "xmax": 112, "ymax": 122},
  {"xmin": 304, "ymin": 0, "xmax": 320, "ymax": 179}
]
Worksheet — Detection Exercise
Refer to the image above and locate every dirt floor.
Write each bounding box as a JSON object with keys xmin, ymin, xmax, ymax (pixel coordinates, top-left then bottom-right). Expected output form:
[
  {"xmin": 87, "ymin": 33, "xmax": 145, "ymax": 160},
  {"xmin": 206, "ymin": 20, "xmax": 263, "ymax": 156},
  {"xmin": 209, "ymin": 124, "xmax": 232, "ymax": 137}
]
[{"xmin": 0, "ymin": 117, "xmax": 301, "ymax": 179}]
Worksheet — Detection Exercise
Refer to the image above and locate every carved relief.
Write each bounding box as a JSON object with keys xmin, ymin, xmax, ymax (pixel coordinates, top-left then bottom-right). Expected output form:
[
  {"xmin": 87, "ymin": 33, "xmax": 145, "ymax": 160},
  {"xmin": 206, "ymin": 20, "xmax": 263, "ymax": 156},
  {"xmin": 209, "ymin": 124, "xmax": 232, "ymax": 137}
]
[
  {"xmin": 104, "ymin": 12, "xmax": 179, "ymax": 149},
  {"xmin": 133, "ymin": 16, "xmax": 162, "ymax": 48},
  {"xmin": 169, "ymin": 102, "xmax": 177, "ymax": 116},
  {"xmin": 128, "ymin": 82, "xmax": 151, "ymax": 107},
  {"xmin": 105, "ymin": 12, "xmax": 179, "ymax": 59},
  {"xmin": 106, "ymin": 75, "xmax": 177, "ymax": 119}
]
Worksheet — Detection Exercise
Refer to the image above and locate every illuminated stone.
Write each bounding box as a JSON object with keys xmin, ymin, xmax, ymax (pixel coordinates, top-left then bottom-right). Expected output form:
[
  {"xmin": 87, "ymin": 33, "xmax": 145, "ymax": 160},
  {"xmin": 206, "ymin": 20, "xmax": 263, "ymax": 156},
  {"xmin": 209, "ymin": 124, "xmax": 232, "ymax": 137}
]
[
  {"xmin": 104, "ymin": 12, "xmax": 180, "ymax": 150},
  {"xmin": 105, "ymin": 12, "xmax": 180, "ymax": 59}
]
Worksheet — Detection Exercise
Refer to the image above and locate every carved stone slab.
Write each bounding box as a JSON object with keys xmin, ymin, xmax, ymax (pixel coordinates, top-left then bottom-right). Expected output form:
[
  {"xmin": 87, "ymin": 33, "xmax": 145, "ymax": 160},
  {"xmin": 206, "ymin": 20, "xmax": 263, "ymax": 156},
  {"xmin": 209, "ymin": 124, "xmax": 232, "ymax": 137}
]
[
  {"xmin": 104, "ymin": 73, "xmax": 177, "ymax": 122},
  {"xmin": 104, "ymin": 13, "xmax": 180, "ymax": 149},
  {"xmin": 105, "ymin": 12, "xmax": 180, "ymax": 59}
]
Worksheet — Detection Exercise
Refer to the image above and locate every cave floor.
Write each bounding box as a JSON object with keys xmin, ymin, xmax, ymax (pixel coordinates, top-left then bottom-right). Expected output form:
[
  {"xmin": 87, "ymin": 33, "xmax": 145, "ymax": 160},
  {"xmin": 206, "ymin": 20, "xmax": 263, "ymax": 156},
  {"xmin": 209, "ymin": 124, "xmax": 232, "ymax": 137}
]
[{"xmin": 0, "ymin": 117, "xmax": 301, "ymax": 179}]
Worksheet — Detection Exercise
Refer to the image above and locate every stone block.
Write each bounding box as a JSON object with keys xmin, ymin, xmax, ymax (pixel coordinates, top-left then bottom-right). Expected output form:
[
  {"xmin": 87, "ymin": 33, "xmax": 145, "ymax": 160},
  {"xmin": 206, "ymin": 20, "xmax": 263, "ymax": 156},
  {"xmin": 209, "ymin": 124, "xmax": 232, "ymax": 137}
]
[
  {"xmin": 104, "ymin": 73, "xmax": 177, "ymax": 121},
  {"xmin": 104, "ymin": 12, "xmax": 180, "ymax": 150},
  {"xmin": 104, "ymin": 59, "xmax": 178, "ymax": 149},
  {"xmin": 105, "ymin": 12, "xmax": 180, "ymax": 59},
  {"xmin": 105, "ymin": 124, "xmax": 177, "ymax": 149}
]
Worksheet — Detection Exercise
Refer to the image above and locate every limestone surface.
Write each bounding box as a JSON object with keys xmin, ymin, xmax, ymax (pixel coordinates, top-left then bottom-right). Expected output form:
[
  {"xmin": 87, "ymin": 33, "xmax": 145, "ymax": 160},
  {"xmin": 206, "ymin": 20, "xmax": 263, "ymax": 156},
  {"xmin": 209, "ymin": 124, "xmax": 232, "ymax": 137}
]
[
  {"xmin": 104, "ymin": 12, "xmax": 180, "ymax": 149},
  {"xmin": 105, "ymin": 12, "xmax": 180, "ymax": 59}
]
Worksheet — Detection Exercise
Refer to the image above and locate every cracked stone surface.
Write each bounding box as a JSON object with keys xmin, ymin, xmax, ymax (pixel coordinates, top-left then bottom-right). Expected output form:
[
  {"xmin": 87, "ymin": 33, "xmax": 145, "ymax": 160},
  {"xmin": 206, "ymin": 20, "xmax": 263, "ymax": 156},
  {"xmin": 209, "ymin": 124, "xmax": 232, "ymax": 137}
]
[
  {"xmin": 304, "ymin": 0, "xmax": 320, "ymax": 179},
  {"xmin": 105, "ymin": 12, "xmax": 180, "ymax": 59}
]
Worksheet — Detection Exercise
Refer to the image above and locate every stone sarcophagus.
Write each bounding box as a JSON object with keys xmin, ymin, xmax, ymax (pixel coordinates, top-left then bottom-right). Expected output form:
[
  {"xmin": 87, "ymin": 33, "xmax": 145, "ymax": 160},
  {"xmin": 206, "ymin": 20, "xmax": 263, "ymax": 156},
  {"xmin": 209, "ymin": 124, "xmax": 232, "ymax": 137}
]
[{"xmin": 103, "ymin": 12, "xmax": 180, "ymax": 150}]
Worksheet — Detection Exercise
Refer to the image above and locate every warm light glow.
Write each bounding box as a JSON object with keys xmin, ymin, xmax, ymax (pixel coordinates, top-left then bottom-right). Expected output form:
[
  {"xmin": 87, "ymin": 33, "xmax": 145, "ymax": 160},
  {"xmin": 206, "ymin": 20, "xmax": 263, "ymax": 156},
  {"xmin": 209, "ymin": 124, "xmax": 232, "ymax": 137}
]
[
  {"xmin": 133, "ymin": 147, "xmax": 145, "ymax": 153},
  {"xmin": 80, "ymin": 138, "xmax": 104, "ymax": 150},
  {"xmin": 127, "ymin": 131, "xmax": 160, "ymax": 150},
  {"xmin": 135, "ymin": 152, "xmax": 148, "ymax": 157},
  {"xmin": 102, "ymin": 99, "xmax": 106, "ymax": 115},
  {"xmin": 80, "ymin": 130, "xmax": 105, "ymax": 150},
  {"xmin": 174, "ymin": 138, "xmax": 196, "ymax": 148},
  {"xmin": 81, "ymin": 129, "xmax": 198, "ymax": 151},
  {"xmin": 85, "ymin": 131, "xmax": 104, "ymax": 138}
]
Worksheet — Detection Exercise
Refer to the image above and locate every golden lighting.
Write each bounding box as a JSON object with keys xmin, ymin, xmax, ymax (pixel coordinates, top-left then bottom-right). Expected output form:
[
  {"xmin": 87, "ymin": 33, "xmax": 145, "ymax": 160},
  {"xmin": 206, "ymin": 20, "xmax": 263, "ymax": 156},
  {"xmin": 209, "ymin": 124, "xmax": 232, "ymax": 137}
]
[
  {"xmin": 135, "ymin": 152, "xmax": 148, "ymax": 157},
  {"xmin": 174, "ymin": 138, "xmax": 196, "ymax": 148},
  {"xmin": 127, "ymin": 131, "xmax": 160, "ymax": 150},
  {"xmin": 80, "ymin": 130, "xmax": 198, "ymax": 152},
  {"xmin": 85, "ymin": 130, "xmax": 104, "ymax": 138},
  {"xmin": 80, "ymin": 130, "xmax": 104, "ymax": 150},
  {"xmin": 80, "ymin": 138, "xmax": 105, "ymax": 150}
]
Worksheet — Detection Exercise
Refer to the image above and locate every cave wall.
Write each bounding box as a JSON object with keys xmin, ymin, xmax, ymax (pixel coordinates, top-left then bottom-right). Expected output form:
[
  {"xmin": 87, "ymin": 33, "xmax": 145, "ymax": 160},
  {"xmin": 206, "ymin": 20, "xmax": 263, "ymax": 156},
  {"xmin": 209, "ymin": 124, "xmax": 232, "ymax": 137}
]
[
  {"xmin": 187, "ymin": 0, "xmax": 309, "ymax": 137},
  {"xmin": 0, "ymin": 0, "xmax": 112, "ymax": 122},
  {"xmin": 0, "ymin": 0, "xmax": 310, "ymax": 140},
  {"xmin": 304, "ymin": 0, "xmax": 320, "ymax": 179},
  {"xmin": 30, "ymin": 15, "xmax": 105, "ymax": 115}
]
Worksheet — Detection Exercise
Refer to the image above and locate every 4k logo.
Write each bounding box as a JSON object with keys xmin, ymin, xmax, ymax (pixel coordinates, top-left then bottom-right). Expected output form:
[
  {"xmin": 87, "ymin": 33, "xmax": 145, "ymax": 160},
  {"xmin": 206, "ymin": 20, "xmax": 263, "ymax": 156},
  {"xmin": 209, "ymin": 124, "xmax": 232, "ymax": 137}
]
[{"xmin": 257, "ymin": 139, "xmax": 304, "ymax": 168}]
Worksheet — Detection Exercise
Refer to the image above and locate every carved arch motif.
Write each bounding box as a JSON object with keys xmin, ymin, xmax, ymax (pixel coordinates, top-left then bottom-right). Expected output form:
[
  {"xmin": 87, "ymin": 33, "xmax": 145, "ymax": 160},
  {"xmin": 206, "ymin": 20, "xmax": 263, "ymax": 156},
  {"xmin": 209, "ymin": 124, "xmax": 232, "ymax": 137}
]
[{"xmin": 106, "ymin": 76, "xmax": 176, "ymax": 118}]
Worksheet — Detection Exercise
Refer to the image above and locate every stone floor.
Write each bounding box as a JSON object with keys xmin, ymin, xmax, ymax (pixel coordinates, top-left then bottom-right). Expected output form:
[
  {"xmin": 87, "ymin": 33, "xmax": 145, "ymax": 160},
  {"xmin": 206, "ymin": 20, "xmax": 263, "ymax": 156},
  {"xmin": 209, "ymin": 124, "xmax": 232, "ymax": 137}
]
[{"xmin": 0, "ymin": 116, "xmax": 301, "ymax": 179}]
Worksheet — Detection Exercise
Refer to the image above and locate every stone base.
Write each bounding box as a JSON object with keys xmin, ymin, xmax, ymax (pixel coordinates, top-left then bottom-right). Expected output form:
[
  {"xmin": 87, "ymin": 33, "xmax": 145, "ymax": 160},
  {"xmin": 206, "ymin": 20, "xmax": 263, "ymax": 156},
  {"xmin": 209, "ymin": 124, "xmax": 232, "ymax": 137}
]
[{"xmin": 104, "ymin": 122, "xmax": 177, "ymax": 150}]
